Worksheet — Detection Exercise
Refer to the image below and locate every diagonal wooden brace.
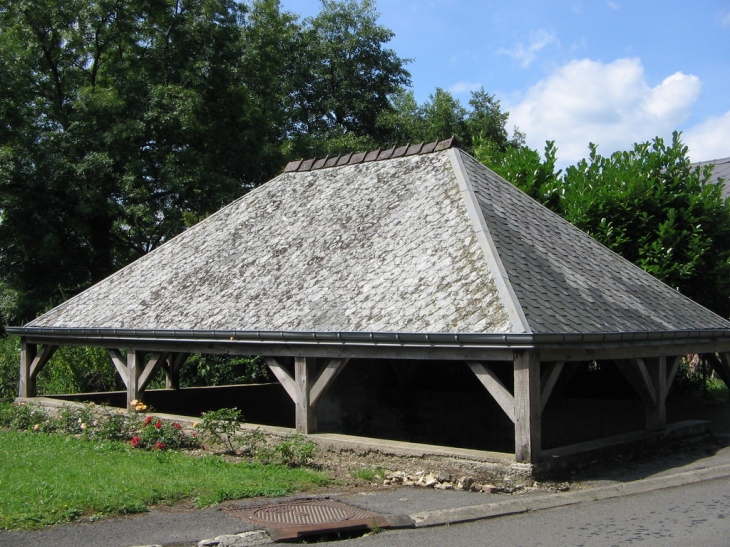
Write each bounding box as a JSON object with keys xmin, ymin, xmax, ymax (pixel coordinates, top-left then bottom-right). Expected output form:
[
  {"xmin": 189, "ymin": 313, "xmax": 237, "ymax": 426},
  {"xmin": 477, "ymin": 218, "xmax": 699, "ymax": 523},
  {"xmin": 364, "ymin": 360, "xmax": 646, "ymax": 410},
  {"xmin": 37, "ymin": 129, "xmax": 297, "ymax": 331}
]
[
  {"xmin": 467, "ymin": 361, "xmax": 516, "ymax": 423},
  {"xmin": 540, "ymin": 361, "xmax": 564, "ymax": 413}
]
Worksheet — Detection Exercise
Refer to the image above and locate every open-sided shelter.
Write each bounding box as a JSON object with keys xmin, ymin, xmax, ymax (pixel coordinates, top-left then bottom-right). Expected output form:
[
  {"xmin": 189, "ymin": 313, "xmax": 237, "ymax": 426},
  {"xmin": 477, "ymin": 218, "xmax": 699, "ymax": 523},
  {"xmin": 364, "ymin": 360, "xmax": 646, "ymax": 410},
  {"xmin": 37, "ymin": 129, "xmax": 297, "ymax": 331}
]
[{"xmin": 10, "ymin": 138, "xmax": 730, "ymax": 463}]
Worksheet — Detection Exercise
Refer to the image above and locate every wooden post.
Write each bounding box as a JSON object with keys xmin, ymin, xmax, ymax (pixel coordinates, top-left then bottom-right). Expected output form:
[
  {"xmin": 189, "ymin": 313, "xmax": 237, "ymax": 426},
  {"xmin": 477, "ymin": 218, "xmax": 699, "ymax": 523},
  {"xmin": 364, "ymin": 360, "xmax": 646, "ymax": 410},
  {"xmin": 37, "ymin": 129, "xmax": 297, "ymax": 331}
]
[
  {"xmin": 164, "ymin": 353, "xmax": 188, "ymax": 390},
  {"xmin": 19, "ymin": 339, "xmax": 36, "ymax": 397},
  {"xmin": 295, "ymin": 357, "xmax": 317, "ymax": 434},
  {"xmin": 644, "ymin": 357, "xmax": 667, "ymax": 431},
  {"xmin": 514, "ymin": 350, "xmax": 541, "ymax": 463},
  {"xmin": 126, "ymin": 350, "xmax": 144, "ymax": 409}
]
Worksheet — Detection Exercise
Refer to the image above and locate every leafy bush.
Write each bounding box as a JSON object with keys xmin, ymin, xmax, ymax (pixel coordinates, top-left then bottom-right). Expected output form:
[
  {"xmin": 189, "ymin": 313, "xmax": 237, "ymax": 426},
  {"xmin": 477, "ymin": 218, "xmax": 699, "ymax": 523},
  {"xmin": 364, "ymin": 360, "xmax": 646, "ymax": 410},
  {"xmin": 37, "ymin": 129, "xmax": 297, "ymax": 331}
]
[
  {"xmin": 199, "ymin": 407, "xmax": 245, "ymax": 453},
  {"xmin": 0, "ymin": 336, "xmax": 19, "ymax": 401},
  {"xmin": 131, "ymin": 416, "xmax": 201, "ymax": 451},
  {"xmin": 37, "ymin": 346, "xmax": 122, "ymax": 395},
  {"xmin": 180, "ymin": 354, "xmax": 272, "ymax": 387}
]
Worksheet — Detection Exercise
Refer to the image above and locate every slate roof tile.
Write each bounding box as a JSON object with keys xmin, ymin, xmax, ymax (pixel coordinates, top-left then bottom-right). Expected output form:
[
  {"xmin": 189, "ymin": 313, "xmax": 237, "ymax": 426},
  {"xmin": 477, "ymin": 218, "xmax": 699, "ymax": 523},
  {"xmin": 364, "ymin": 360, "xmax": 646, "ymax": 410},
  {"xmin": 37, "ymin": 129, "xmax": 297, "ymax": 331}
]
[{"xmin": 24, "ymin": 144, "xmax": 730, "ymax": 338}]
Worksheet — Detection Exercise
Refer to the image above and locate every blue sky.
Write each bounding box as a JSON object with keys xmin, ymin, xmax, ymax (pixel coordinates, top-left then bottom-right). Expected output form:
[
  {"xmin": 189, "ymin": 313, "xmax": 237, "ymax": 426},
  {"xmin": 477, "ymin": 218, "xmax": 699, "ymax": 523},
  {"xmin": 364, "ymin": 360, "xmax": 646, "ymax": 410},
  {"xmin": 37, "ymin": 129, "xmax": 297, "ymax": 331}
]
[{"xmin": 280, "ymin": 0, "xmax": 730, "ymax": 167}]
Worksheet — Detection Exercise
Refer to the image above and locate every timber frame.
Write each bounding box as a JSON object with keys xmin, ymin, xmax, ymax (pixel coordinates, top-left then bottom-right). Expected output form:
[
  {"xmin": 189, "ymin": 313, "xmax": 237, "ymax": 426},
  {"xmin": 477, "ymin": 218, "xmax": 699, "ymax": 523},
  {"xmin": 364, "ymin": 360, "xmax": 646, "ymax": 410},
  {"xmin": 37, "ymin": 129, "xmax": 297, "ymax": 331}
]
[{"xmin": 12, "ymin": 327, "xmax": 730, "ymax": 464}]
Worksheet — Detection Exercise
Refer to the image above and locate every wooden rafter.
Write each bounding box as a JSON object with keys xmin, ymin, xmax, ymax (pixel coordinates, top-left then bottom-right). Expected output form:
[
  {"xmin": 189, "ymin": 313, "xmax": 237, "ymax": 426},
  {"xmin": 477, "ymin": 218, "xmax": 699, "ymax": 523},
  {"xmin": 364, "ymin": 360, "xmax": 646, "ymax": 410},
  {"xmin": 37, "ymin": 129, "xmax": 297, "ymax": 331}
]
[
  {"xmin": 467, "ymin": 362, "xmax": 515, "ymax": 423},
  {"xmin": 615, "ymin": 358, "xmax": 657, "ymax": 406},
  {"xmin": 108, "ymin": 349, "xmax": 129, "ymax": 387},
  {"xmin": 540, "ymin": 361, "xmax": 564, "ymax": 413},
  {"xmin": 29, "ymin": 345, "xmax": 58, "ymax": 380},
  {"xmin": 138, "ymin": 352, "xmax": 169, "ymax": 391}
]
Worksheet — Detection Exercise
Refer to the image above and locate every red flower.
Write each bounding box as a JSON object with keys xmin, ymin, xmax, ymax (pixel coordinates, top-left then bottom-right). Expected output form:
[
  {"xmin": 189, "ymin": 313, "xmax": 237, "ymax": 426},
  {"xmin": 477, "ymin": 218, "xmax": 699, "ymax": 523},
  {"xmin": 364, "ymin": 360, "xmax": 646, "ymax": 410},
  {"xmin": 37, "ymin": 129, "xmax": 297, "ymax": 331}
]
[
  {"xmin": 153, "ymin": 442, "xmax": 166, "ymax": 451},
  {"xmin": 143, "ymin": 416, "xmax": 153, "ymax": 427},
  {"xmin": 155, "ymin": 420, "xmax": 162, "ymax": 429},
  {"xmin": 172, "ymin": 422, "xmax": 182, "ymax": 430},
  {"xmin": 131, "ymin": 436, "xmax": 141, "ymax": 448}
]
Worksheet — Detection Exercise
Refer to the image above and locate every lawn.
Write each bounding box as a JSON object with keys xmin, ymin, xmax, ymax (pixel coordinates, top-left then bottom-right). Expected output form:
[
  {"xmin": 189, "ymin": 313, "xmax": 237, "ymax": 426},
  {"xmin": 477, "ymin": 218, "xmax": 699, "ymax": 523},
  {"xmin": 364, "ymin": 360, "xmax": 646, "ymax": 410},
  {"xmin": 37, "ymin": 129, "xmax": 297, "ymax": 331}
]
[{"xmin": 0, "ymin": 430, "xmax": 327, "ymax": 530}]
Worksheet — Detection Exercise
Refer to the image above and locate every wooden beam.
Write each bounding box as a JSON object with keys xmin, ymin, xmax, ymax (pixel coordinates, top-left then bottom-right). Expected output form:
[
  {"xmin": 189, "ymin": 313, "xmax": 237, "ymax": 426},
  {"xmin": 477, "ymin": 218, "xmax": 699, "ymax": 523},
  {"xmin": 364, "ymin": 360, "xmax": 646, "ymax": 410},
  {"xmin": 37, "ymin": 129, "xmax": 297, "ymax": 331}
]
[
  {"xmin": 644, "ymin": 357, "xmax": 667, "ymax": 431},
  {"xmin": 665, "ymin": 356, "xmax": 681, "ymax": 399},
  {"xmin": 29, "ymin": 345, "xmax": 58, "ymax": 380},
  {"xmin": 614, "ymin": 359, "xmax": 657, "ymax": 406},
  {"xmin": 108, "ymin": 349, "xmax": 128, "ymax": 387},
  {"xmin": 126, "ymin": 350, "xmax": 144, "ymax": 409},
  {"xmin": 295, "ymin": 357, "xmax": 317, "ymax": 434},
  {"xmin": 310, "ymin": 358, "xmax": 350, "ymax": 407},
  {"xmin": 265, "ymin": 357, "xmax": 298, "ymax": 402},
  {"xmin": 19, "ymin": 340, "xmax": 36, "ymax": 397},
  {"xmin": 164, "ymin": 353, "xmax": 188, "ymax": 390},
  {"xmin": 514, "ymin": 350, "xmax": 541, "ymax": 464},
  {"xmin": 540, "ymin": 361, "xmax": 564, "ymax": 413},
  {"xmin": 138, "ymin": 352, "xmax": 168, "ymax": 392},
  {"xmin": 467, "ymin": 362, "xmax": 515, "ymax": 423},
  {"xmin": 24, "ymin": 335, "xmax": 518, "ymax": 362}
]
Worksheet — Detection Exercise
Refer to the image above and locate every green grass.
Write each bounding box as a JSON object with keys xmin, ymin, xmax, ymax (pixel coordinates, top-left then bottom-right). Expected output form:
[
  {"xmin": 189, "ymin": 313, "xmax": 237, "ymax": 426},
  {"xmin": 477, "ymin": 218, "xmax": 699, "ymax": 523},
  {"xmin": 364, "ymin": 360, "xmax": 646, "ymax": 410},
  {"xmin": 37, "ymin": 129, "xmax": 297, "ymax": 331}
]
[{"xmin": 0, "ymin": 430, "xmax": 328, "ymax": 530}]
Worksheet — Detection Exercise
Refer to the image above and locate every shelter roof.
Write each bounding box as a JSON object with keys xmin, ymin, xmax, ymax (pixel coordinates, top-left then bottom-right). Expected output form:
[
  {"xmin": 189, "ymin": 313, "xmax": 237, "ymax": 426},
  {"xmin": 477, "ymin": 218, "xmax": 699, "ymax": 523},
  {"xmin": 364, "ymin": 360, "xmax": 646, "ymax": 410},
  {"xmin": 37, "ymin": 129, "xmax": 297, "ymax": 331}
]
[{"xmin": 11, "ymin": 139, "xmax": 730, "ymax": 354}]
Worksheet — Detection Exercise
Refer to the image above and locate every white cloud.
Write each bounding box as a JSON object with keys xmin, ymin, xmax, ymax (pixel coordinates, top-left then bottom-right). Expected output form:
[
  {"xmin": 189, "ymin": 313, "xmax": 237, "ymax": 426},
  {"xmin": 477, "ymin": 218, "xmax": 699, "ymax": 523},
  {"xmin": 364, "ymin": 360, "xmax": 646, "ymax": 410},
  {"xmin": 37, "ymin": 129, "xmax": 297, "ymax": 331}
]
[
  {"xmin": 449, "ymin": 81, "xmax": 482, "ymax": 94},
  {"xmin": 506, "ymin": 58, "xmax": 702, "ymax": 167},
  {"xmin": 683, "ymin": 111, "xmax": 730, "ymax": 161},
  {"xmin": 498, "ymin": 30, "xmax": 558, "ymax": 68},
  {"xmin": 722, "ymin": 12, "xmax": 730, "ymax": 26},
  {"xmin": 607, "ymin": 1, "xmax": 620, "ymax": 10}
]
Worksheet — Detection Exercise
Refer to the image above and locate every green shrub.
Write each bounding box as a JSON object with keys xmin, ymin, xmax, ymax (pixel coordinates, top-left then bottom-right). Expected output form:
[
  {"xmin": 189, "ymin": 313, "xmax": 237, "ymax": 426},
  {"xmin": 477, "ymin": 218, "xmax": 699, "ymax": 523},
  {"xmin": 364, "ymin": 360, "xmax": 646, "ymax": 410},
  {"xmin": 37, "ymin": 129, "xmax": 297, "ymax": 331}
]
[
  {"xmin": 180, "ymin": 355, "xmax": 272, "ymax": 387},
  {"xmin": 199, "ymin": 407, "xmax": 245, "ymax": 453},
  {"xmin": 131, "ymin": 416, "xmax": 201, "ymax": 451},
  {"xmin": 36, "ymin": 346, "xmax": 122, "ymax": 395},
  {"xmin": 0, "ymin": 336, "xmax": 19, "ymax": 401}
]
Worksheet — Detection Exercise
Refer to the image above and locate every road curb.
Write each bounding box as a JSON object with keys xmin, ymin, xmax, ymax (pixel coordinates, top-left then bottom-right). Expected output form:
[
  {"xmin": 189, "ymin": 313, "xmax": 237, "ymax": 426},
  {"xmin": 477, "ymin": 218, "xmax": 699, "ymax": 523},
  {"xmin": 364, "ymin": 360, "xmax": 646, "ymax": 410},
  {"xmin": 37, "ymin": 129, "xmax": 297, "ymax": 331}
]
[{"xmin": 408, "ymin": 463, "xmax": 730, "ymax": 528}]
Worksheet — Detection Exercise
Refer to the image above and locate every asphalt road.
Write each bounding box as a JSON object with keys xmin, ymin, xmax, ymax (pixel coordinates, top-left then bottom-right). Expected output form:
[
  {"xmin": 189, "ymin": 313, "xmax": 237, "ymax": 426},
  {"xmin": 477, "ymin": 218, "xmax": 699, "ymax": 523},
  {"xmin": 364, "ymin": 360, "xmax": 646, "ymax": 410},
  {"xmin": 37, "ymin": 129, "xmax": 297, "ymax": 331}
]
[{"xmin": 327, "ymin": 477, "xmax": 730, "ymax": 547}]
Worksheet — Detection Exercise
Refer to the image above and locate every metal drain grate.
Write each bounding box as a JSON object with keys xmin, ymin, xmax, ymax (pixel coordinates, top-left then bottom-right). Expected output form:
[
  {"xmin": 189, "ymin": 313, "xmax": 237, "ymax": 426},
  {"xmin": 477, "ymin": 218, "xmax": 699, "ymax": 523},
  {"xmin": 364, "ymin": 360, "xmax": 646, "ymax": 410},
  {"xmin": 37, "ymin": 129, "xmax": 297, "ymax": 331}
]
[
  {"xmin": 224, "ymin": 499, "xmax": 379, "ymax": 529},
  {"xmin": 223, "ymin": 498, "xmax": 401, "ymax": 541}
]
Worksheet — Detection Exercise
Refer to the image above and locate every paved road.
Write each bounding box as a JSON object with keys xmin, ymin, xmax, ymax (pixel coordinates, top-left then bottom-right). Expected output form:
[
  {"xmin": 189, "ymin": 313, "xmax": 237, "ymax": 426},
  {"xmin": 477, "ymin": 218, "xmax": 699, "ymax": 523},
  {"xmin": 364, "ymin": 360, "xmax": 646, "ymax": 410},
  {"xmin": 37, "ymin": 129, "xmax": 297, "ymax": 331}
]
[{"xmin": 327, "ymin": 477, "xmax": 730, "ymax": 546}]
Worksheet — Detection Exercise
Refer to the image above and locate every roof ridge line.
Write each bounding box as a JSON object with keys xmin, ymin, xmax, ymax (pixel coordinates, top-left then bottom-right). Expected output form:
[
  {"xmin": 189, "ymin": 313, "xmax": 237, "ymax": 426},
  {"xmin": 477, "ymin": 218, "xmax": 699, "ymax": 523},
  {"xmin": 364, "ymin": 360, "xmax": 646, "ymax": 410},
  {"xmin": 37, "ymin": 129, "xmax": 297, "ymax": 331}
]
[
  {"xmin": 448, "ymin": 148, "xmax": 532, "ymax": 335},
  {"xmin": 284, "ymin": 137, "xmax": 460, "ymax": 173}
]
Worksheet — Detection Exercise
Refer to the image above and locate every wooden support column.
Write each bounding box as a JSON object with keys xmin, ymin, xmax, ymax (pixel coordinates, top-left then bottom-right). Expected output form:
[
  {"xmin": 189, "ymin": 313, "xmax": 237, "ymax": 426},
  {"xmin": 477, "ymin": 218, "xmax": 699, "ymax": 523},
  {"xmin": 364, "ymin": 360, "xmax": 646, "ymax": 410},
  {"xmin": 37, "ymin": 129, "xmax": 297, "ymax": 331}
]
[
  {"xmin": 295, "ymin": 357, "xmax": 317, "ymax": 434},
  {"xmin": 126, "ymin": 350, "xmax": 144, "ymax": 409},
  {"xmin": 19, "ymin": 341, "xmax": 58, "ymax": 398},
  {"xmin": 514, "ymin": 350, "xmax": 541, "ymax": 464},
  {"xmin": 19, "ymin": 340, "xmax": 36, "ymax": 397},
  {"xmin": 163, "ymin": 353, "xmax": 188, "ymax": 390},
  {"xmin": 615, "ymin": 357, "xmax": 676, "ymax": 432},
  {"xmin": 266, "ymin": 356, "xmax": 350, "ymax": 435}
]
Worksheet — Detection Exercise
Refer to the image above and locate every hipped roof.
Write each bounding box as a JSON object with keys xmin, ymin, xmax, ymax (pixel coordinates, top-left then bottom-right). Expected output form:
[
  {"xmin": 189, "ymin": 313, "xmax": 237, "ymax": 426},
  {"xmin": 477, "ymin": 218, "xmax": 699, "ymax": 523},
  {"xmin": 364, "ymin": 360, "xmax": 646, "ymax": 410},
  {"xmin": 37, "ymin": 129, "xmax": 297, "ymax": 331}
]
[{"xmin": 11, "ymin": 139, "xmax": 730, "ymax": 351}]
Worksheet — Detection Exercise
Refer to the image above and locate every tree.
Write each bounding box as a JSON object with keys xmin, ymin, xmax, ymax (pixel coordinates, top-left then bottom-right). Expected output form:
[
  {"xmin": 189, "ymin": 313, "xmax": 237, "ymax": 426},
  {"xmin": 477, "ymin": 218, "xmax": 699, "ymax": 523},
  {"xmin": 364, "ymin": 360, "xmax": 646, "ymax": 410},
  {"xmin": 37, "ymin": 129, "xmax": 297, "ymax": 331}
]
[
  {"xmin": 0, "ymin": 0, "xmax": 267, "ymax": 322},
  {"xmin": 288, "ymin": 0, "xmax": 410, "ymax": 157},
  {"xmin": 375, "ymin": 86, "xmax": 521, "ymax": 156}
]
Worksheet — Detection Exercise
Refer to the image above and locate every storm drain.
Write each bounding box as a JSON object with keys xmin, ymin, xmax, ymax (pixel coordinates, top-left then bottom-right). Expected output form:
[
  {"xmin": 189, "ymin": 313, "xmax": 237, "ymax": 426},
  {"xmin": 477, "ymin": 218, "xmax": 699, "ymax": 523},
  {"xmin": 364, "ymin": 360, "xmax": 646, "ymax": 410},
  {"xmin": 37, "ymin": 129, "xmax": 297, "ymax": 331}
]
[{"xmin": 223, "ymin": 498, "xmax": 402, "ymax": 541}]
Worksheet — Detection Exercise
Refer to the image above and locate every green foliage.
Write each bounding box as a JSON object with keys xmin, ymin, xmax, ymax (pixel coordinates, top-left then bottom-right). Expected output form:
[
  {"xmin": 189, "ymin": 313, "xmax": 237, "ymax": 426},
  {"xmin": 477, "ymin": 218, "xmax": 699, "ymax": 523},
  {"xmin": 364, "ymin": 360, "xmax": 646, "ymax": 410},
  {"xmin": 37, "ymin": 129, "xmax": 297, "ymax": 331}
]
[
  {"xmin": 0, "ymin": 430, "xmax": 327, "ymax": 530},
  {"xmin": 376, "ymin": 86, "xmax": 521, "ymax": 155},
  {"xmin": 268, "ymin": 433, "xmax": 318, "ymax": 467},
  {"xmin": 0, "ymin": 335, "xmax": 19, "ymax": 401},
  {"xmin": 179, "ymin": 354, "xmax": 273, "ymax": 387},
  {"xmin": 199, "ymin": 407, "xmax": 245, "ymax": 453},
  {"xmin": 132, "ymin": 416, "xmax": 201, "ymax": 451},
  {"xmin": 36, "ymin": 346, "xmax": 122, "ymax": 395},
  {"xmin": 296, "ymin": 0, "xmax": 410, "ymax": 139}
]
